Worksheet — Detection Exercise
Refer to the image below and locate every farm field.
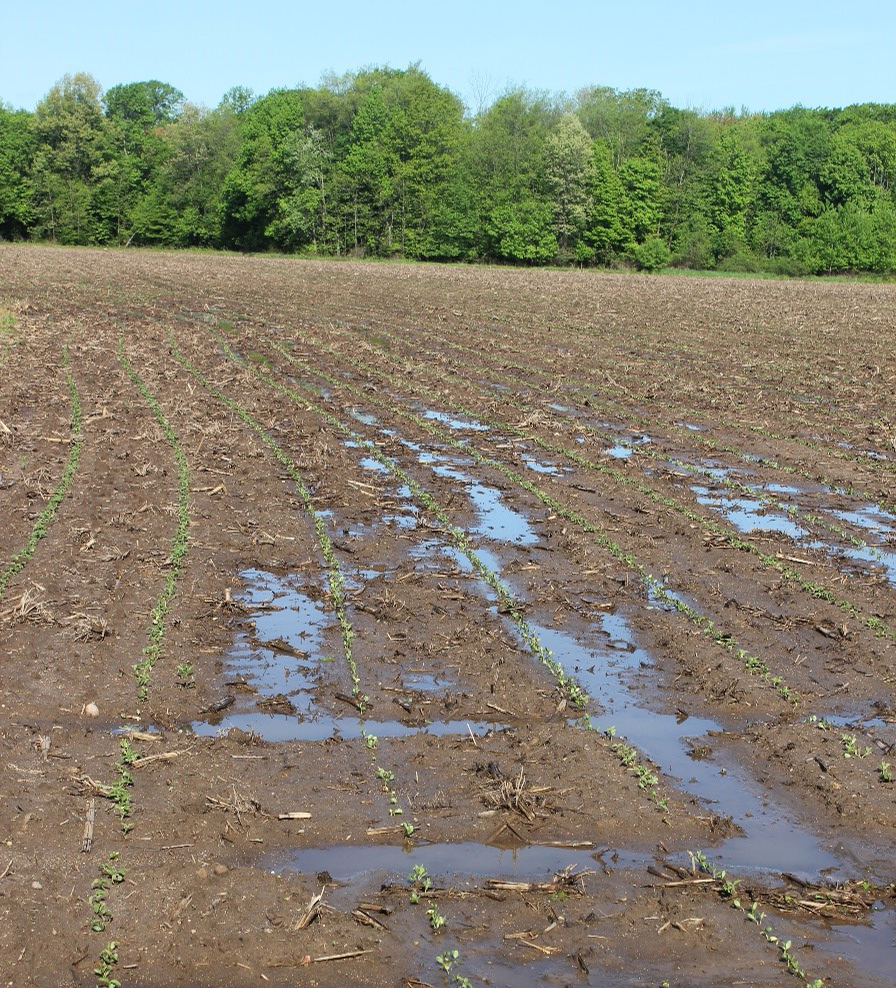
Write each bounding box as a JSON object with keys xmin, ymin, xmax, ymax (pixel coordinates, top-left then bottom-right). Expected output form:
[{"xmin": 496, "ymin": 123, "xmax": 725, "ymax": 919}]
[{"xmin": 0, "ymin": 244, "xmax": 894, "ymax": 988}]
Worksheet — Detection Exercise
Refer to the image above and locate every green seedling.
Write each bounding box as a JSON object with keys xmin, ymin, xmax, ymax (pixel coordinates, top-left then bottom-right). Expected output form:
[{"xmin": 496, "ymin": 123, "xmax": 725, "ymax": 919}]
[
  {"xmin": 89, "ymin": 855, "xmax": 126, "ymax": 932},
  {"xmin": 427, "ymin": 904, "xmax": 447, "ymax": 931},
  {"xmin": 94, "ymin": 940, "xmax": 121, "ymax": 988},
  {"xmin": 879, "ymin": 761, "xmax": 892, "ymax": 782},
  {"xmin": 0, "ymin": 349, "xmax": 83, "ymax": 603},
  {"xmin": 175, "ymin": 662, "xmax": 194, "ymax": 686},
  {"xmin": 119, "ymin": 341, "xmax": 191, "ymax": 704},
  {"xmin": 436, "ymin": 950, "xmax": 459, "ymax": 973},
  {"xmin": 118, "ymin": 737, "xmax": 138, "ymax": 766},
  {"xmin": 409, "ymin": 863, "xmax": 432, "ymax": 903},
  {"xmin": 841, "ymin": 733, "xmax": 872, "ymax": 758}
]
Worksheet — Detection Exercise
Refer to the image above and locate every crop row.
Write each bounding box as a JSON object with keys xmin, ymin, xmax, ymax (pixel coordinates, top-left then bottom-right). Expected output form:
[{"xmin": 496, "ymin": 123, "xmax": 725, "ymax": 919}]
[
  {"xmin": 245, "ymin": 331, "xmax": 805, "ymax": 706},
  {"xmin": 199, "ymin": 322, "xmax": 831, "ymax": 987},
  {"xmin": 0, "ymin": 349, "xmax": 83, "ymax": 602},
  {"xmin": 305, "ymin": 326, "xmax": 895, "ymax": 646},
  {"xmin": 345, "ymin": 315, "xmax": 896, "ymax": 516}
]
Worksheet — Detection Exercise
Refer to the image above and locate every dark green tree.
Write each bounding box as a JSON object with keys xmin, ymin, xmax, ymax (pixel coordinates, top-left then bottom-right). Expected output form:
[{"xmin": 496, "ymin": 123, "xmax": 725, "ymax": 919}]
[{"xmin": 0, "ymin": 105, "xmax": 34, "ymax": 239}]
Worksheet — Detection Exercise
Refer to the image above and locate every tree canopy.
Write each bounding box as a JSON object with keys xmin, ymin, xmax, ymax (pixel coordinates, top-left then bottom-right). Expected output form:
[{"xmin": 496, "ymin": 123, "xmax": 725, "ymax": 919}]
[{"xmin": 3, "ymin": 67, "xmax": 896, "ymax": 274}]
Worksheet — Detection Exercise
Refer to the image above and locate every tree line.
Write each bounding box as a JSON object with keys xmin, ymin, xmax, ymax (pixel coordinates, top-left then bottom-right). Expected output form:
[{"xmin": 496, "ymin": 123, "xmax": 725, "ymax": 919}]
[{"xmin": 2, "ymin": 66, "xmax": 896, "ymax": 274}]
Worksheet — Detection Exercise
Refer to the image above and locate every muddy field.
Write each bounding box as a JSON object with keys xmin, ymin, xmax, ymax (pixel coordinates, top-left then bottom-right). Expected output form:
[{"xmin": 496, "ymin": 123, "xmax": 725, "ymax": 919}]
[{"xmin": 0, "ymin": 245, "xmax": 894, "ymax": 988}]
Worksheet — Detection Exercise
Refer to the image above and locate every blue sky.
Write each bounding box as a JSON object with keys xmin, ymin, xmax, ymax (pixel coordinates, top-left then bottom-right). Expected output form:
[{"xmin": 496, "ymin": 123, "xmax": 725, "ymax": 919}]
[{"xmin": 2, "ymin": 1, "xmax": 893, "ymax": 114}]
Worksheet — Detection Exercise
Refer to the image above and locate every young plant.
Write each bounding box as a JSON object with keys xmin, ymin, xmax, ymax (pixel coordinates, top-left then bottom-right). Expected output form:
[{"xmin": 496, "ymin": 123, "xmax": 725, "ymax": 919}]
[
  {"xmin": 94, "ymin": 940, "xmax": 121, "ymax": 988},
  {"xmin": 436, "ymin": 949, "xmax": 459, "ymax": 973},
  {"xmin": 175, "ymin": 662, "xmax": 195, "ymax": 687},
  {"xmin": 841, "ymin": 733, "xmax": 872, "ymax": 759},
  {"xmin": 427, "ymin": 904, "xmax": 447, "ymax": 931},
  {"xmin": 409, "ymin": 863, "xmax": 432, "ymax": 903}
]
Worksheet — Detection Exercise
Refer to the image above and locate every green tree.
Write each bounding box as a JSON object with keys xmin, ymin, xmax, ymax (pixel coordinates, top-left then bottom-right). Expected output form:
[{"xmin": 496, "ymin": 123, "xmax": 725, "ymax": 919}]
[
  {"xmin": 156, "ymin": 102, "xmax": 242, "ymax": 245},
  {"xmin": 471, "ymin": 89, "xmax": 558, "ymax": 261},
  {"xmin": 544, "ymin": 113, "xmax": 594, "ymax": 256},
  {"xmin": 220, "ymin": 88, "xmax": 305, "ymax": 249},
  {"xmin": 0, "ymin": 105, "xmax": 34, "ymax": 239},
  {"xmin": 576, "ymin": 86, "xmax": 667, "ymax": 166},
  {"xmin": 30, "ymin": 73, "xmax": 107, "ymax": 243},
  {"xmin": 581, "ymin": 141, "xmax": 627, "ymax": 262}
]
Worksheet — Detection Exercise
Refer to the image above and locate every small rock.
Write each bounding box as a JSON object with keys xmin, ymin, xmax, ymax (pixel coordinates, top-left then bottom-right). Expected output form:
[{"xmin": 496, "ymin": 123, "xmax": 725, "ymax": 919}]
[
  {"xmin": 84, "ymin": 702, "xmax": 99, "ymax": 718},
  {"xmin": 212, "ymin": 863, "xmax": 229, "ymax": 876},
  {"xmin": 31, "ymin": 881, "xmax": 42, "ymax": 890},
  {"xmin": 195, "ymin": 867, "xmax": 209, "ymax": 880}
]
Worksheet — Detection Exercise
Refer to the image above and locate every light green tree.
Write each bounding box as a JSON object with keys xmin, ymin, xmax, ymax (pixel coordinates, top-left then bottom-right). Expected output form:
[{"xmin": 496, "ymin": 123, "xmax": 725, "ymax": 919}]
[{"xmin": 544, "ymin": 113, "xmax": 594, "ymax": 256}]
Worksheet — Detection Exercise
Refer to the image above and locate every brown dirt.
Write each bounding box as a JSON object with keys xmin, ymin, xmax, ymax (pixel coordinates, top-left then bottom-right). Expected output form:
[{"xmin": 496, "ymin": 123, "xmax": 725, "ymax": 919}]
[{"xmin": 0, "ymin": 246, "xmax": 894, "ymax": 988}]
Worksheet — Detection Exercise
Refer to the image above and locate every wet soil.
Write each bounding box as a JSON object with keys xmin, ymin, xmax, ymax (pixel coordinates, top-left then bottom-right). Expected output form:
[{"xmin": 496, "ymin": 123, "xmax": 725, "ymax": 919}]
[{"xmin": 0, "ymin": 246, "xmax": 894, "ymax": 987}]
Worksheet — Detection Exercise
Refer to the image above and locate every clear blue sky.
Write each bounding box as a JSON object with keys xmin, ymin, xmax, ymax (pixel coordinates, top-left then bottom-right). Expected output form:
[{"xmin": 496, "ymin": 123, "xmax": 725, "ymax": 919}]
[{"xmin": 3, "ymin": 1, "xmax": 893, "ymax": 114}]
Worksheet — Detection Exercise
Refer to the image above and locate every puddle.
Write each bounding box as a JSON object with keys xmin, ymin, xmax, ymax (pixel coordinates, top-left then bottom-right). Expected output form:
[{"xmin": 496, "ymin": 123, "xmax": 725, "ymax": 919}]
[
  {"xmin": 384, "ymin": 511, "xmax": 418, "ymax": 530},
  {"xmin": 422, "ymin": 408, "xmax": 490, "ymax": 431},
  {"xmin": 404, "ymin": 672, "xmax": 448, "ymax": 692},
  {"xmin": 275, "ymin": 840, "xmax": 649, "ymax": 883},
  {"xmin": 646, "ymin": 582, "xmax": 699, "ymax": 613},
  {"xmin": 511, "ymin": 610, "xmax": 843, "ymax": 877},
  {"xmin": 689, "ymin": 481, "xmax": 896, "ymax": 584},
  {"xmin": 192, "ymin": 569, "xmax": 333, "ymax": 732},
  {"xmin": 605, "ymin": 435, "xmax": 651, "ymax": 460},
  {"xmin": 676, "ymin": 422, "xmax": 706, "ymax": 431},
  {"xmin": 349, "ymin": 408, "xmax": 378, "ymax": 426},
  {"xmin": 817, "ymin": 905, "xmax": 896, "ymax": 985},
  {"xmin": 606, "ymin": 444, "xmax": 633, "ymax": 459},
  {"xmin": 814, "ymin": 541, "xmax": 896, "ymax": 586},
  {"xmin": 468, "ymin": 482, "xmax": 537, "ymax": 545},
  {"xmin": 832, "ymin": 504, "xmax": 896, "ymax": 538},
  {"xmin": 693, "ymin": 486, "xmax": 806, "ymax": 540},
  {"xmin": 812, "ymin": 712, "xmax": 894, "ymax": 746},
  {"xmin": 838, "ymin": 441, "xmax": 891, "ymax": 462},
  {"xmin": 193, "ymin": 714, "xmax": 505, "ymax": 743},
  {"xmin": 522, "ymin": 453, "xmax": 563, "ymax": 475},
  {"xmin": 359, "ymin": 455, "xmax": 389, "ymax": 474},
  {"xmin": 424, "ymin": 450, "xmax": 537, "ymax": 545}
]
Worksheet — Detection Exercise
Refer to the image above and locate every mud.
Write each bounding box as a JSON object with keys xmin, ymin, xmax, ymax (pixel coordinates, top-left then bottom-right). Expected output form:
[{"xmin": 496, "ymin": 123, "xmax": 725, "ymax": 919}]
[{"xmin": 1, "ymin": 246, "xmax": 895, "ymax": 988}]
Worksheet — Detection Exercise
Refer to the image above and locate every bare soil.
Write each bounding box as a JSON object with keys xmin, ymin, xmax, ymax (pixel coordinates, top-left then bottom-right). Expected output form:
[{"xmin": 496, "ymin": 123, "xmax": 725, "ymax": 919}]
[{"xmin": 0, "ymin": 246, "xmax": 894, "ymax": 988}]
